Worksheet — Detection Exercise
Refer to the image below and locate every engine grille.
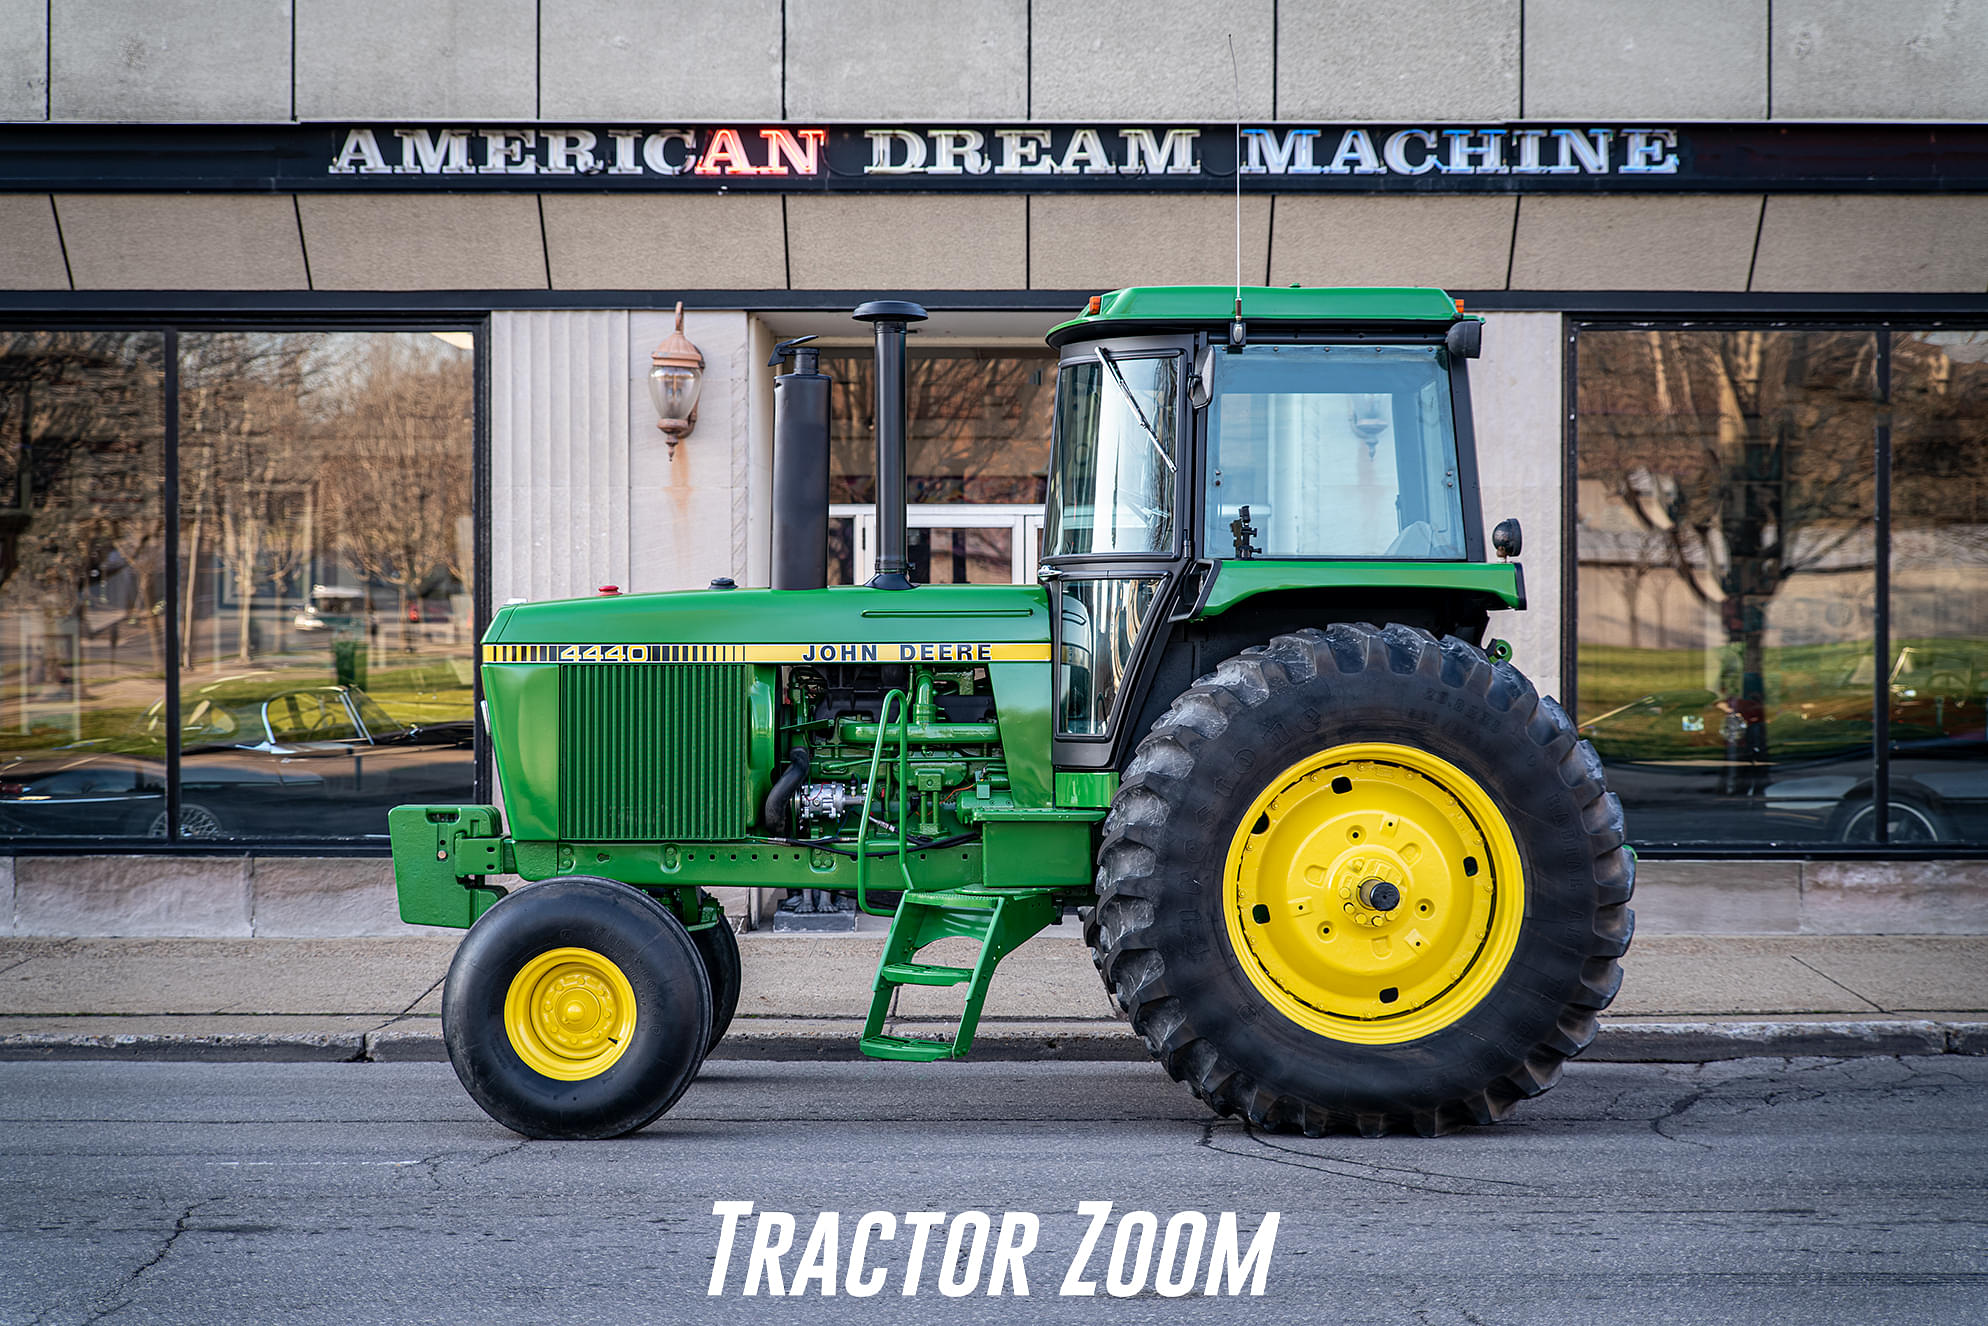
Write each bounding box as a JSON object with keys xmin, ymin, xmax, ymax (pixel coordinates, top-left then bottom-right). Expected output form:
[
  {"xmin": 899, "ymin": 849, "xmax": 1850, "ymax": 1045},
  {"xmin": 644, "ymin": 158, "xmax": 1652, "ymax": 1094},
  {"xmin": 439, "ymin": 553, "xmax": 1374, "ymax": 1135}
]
[{"xmin": 557, "ymin": 662, "xmax": 751, "ymax": 841}]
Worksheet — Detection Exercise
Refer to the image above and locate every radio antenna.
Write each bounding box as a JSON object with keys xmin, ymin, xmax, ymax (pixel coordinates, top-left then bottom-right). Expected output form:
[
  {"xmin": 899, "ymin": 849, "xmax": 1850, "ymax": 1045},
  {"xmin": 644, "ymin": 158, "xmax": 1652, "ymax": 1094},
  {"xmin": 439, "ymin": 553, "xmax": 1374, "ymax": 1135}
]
[{"xmin": 1227, "ymin": 34, "xmax": 1246, "ymax": 349}]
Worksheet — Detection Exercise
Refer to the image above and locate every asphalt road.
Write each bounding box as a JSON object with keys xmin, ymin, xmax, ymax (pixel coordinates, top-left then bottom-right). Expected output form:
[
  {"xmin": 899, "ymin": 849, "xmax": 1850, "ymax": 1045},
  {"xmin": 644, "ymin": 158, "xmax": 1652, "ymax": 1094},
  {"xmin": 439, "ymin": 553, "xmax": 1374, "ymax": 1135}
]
[{"xmin": 1, "ymin": 1056, "xmax": 1984, "ymax": 1326}]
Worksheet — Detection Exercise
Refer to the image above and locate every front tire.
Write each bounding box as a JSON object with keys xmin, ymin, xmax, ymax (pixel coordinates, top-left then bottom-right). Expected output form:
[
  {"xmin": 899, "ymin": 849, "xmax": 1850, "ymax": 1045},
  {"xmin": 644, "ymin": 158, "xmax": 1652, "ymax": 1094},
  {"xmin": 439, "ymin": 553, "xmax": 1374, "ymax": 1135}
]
[
  {"xmin": 1093, "ymin": 623, "xmax": 1634, "ymax": 1137},
  {"xmin": 442, "ymin": 877, "xmax": 712, "ymax": 1139},
  {"xmin": 689, "ymin": 909, "xmax": 742, "ymax": 1054}
]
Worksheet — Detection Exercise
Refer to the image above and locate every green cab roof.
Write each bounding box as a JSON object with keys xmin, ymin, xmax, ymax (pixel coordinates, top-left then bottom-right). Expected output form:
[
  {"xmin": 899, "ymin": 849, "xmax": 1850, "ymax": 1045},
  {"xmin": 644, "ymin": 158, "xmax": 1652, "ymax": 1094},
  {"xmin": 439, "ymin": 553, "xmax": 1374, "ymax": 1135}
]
[{"xmin": 1047, "ymin": 284, "xmax": 1468, "ymax": 346}]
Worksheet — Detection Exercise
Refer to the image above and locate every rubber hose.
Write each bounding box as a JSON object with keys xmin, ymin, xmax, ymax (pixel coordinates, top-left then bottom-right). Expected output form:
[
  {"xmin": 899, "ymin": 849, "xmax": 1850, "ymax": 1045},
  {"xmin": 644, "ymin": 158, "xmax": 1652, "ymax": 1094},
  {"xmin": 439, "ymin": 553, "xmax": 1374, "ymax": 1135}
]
[{"xmin": 760, "ymin": 745, "xmax": 812, "ymax": 833}]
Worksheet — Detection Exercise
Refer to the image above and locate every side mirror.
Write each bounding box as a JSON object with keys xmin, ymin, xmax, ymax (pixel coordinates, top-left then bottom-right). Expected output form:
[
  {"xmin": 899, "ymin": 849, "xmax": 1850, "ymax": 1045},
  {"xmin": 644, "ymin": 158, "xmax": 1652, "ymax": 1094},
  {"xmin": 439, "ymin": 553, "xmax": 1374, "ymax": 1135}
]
[
  {"xmin": 1188, "ymin": 345, "xmax": 1215, "ymax": 408},
  {"xmin": 1492, "ymin": 518, "xmax": 1523, "ymax": 560},
  {"xmin": 1446, "ymin": 319, "xmax": 1482, "ymax": 359}
]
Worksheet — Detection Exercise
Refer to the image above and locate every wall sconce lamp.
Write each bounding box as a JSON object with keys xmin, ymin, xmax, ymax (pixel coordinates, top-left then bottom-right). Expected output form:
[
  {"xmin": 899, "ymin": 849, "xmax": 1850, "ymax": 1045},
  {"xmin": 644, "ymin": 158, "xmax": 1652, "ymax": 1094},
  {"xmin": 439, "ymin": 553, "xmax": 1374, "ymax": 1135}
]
[{"xmin": 648, "ymin": 301, "xmax": 705, "ymax": 457}]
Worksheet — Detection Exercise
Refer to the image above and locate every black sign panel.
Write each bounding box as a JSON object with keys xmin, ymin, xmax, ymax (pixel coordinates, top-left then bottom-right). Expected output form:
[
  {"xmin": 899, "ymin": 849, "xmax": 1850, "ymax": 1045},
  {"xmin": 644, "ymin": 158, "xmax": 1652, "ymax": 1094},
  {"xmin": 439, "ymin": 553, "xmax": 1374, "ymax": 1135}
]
[{"xmin": 1, "ymin": 123, "xmax": 1985, "ymax": 193}]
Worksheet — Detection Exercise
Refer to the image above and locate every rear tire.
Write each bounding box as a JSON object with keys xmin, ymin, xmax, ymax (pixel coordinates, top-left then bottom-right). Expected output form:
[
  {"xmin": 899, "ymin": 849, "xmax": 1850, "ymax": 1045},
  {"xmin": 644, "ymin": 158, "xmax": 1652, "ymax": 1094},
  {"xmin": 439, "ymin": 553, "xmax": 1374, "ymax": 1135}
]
[
  {"xmin": 442, "ymin": 877, "xmax": 712, "ymax": 1140},
  {"xmin": 1092, "ymin": 623, "xmax": 1634, "ymax": 1137}
]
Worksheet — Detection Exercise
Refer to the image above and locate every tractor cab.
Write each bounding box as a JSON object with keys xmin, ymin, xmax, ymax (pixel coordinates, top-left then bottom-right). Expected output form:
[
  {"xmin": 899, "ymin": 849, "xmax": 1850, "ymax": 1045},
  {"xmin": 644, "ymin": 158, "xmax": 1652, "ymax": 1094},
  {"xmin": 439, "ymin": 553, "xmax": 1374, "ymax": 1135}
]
[{"xmin": 1038, "ymin": 286, "xmax": 1512, "ymax": 769}]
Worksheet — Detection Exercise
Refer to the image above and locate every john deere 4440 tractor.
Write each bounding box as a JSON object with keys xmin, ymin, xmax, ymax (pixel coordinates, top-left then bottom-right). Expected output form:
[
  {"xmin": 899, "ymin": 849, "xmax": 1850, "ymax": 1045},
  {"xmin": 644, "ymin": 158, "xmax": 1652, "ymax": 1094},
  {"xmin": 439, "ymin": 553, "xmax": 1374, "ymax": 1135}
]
[{"xmin": 391, "ymin": 286, "xmax": 1634, "ymax": 1140}]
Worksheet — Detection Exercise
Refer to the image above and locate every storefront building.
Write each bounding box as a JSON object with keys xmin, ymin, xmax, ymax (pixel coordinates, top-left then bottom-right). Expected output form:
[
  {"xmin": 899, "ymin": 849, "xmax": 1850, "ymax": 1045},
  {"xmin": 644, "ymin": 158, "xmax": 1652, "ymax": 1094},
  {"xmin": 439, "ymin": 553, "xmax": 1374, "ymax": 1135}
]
[{"xmin": 0, "ymin": 1, "xmax": 1983, "ymax": 935}]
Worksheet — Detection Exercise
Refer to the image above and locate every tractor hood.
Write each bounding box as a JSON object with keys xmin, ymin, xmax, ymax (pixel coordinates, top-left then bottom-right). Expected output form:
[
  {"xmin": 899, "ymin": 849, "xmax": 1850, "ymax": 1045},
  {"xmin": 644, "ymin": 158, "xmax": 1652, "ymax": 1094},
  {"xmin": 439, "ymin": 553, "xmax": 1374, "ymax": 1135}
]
[{"xmin": 485, "ymin": 582, "xmax": 1051, "ymax": 659}]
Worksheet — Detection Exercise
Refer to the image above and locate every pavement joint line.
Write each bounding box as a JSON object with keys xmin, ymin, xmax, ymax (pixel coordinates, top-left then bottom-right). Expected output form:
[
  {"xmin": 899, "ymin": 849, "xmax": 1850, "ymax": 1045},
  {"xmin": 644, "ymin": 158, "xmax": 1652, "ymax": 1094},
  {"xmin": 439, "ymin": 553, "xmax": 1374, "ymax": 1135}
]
[{"xmin": 1788, "ymin": 954, "xmax": 1891, "ymax": 1014}]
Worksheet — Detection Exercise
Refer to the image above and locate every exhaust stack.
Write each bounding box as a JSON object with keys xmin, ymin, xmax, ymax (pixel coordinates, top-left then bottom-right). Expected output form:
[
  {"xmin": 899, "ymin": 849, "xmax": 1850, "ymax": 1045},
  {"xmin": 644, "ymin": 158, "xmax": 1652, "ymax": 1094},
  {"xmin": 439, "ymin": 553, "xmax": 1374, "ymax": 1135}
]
[
  {"xmin": 769, "ymin": 335, "xmax": 832, "ymax": 591},
  {"xmin": 853, "ymin": 300, "xmax": 928, "ymax": 591}
]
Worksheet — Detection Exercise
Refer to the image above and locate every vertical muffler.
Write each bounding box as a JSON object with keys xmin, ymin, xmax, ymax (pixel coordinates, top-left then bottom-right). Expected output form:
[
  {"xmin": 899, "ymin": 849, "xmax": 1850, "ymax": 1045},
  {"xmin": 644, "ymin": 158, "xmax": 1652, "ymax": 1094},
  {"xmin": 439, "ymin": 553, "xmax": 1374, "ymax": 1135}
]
[
  {"xmin": 769, "ymin": 335, "xmax": 831, "ymax": 591},
  {"xmin": 853, "ymin": 300, "xmax": 928, "ymax": 591}
]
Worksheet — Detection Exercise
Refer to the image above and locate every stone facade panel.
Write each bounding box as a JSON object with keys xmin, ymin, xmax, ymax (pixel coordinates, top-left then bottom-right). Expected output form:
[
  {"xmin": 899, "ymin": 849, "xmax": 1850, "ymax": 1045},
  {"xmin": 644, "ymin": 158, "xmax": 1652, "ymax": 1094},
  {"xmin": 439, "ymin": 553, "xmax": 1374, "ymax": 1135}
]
[
  {"xmin": 15, "ymin": 856, "xmax": 253, "ymax": 937},
  {"xmin": 56, "ymin": 194, "xmax": 308, "ymax": 290},
  {"xmin": 785, "ymin": 0, "xmax": 1028, "ymax": 120},
  {"xmin": 296, "ymin": 0, "xmax": 535, "ymax": 120},
  {"xmin": 51, "ymin": 0, "xmax": 291, "ymax": 121},
  {"xmin": 1510, "ymin": 195, "xmax": 1763, "ymax": 292},
  {"xmin": 1525, "ymin": 0, "xmax": 1766, "ymax": 119},
  {"xmin": 297, "ymin": 194, "xmax": 547, "ymax": 290},
  {"xmin": 1751, "ymin": 195, "xmax": 1988, "ymax": 292},
  {"xmin": 540, "ymin": 0, "xmax": 781, "ymax": 120},
  {"xmin": 1031, "ymin": 0, "xmax": 1274, "ymax": 119},
  {"xmin": 787, "ymin": 195, "xmax": 1025, "ymax": 290},
  {"xmin": 0, "ymin": 196, "xmax": 68, "ymax": 288},
  {"xmin": 1278, "ymin": 0, "xmax": 1520, "ymax": 120},
  {"xmin": 1269, "ymin": 194, "xmax": 1515, "ymax": 291},
  {"xmin": 1031, "ymin": 194, "xmax": 1270, "ymax": 289}
]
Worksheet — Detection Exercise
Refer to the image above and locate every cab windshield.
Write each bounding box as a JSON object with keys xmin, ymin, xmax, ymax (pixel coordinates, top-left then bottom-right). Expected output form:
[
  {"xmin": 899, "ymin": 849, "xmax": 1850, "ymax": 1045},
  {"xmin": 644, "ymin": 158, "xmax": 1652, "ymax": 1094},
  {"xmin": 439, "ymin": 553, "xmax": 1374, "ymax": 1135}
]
[
  {"xmin": 1044, "ymin": 353, "xmax": 1180, "ymax": 557},
  {"xmin": 1204, "ymin": 344, "xmax": 1466, "ymax": 559}
]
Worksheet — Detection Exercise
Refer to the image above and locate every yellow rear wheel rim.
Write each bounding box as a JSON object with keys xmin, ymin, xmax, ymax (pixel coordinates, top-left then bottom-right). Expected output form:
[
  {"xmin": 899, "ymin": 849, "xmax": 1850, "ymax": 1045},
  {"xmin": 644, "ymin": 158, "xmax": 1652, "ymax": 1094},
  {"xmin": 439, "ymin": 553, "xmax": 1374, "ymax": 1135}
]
[
  {"xmin": 1221, "ymin": 742, "xmax": 1525, "ymax": 1045},
  {"xmin": 503, "ymin": 946, "xmax": 638, "ymax": 1080}
]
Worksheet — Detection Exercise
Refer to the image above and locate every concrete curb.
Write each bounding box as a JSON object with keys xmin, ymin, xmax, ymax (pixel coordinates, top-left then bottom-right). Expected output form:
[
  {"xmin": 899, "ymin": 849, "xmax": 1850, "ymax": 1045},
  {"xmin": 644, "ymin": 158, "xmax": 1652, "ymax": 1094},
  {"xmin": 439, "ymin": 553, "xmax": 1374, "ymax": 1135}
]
[
  {"xmin": 0, "ymin": 1030, "xmax": 366, "ymax": 1062},
  {"xmin": 4, "ymin": 1018, "xmax": 1986, "ymax": 1063}
]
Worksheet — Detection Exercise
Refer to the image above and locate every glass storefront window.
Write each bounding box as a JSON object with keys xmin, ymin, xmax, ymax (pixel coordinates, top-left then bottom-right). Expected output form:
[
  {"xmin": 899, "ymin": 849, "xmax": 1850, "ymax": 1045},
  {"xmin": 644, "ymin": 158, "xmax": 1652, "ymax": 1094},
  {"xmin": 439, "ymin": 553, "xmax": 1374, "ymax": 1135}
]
[
  {"xmin": 1204, "ymin": 344, "xmax": 1465, "ymax": 560},
  {"xmin": 1574, "ymin": 327, "xmax": 1885, "ymax": 846},
  {"xmin": 1056, "ymin": 576, "xmax": 1164, "ymax": 736},
  {"xmin": 176, "ymin": 331, "xmax": 475, "ymax": 840},
  {"xmin": 1889, "ymin": 331, "xmax": 1988, "ymax": 844},
  {"xmin": 826, "ymin": 349, "xmax": 1053, "ymax": 505},
  {"xmin": 0, "ymin": 327, "xmax": 475, "ymax": 845},
  {"xmin": 0, "ymin": 333, "xmax": 167, "ymax": 838},
  {"xmin": 1045, "ymin": 355, "xmax": 1180, "ymax": 557}
]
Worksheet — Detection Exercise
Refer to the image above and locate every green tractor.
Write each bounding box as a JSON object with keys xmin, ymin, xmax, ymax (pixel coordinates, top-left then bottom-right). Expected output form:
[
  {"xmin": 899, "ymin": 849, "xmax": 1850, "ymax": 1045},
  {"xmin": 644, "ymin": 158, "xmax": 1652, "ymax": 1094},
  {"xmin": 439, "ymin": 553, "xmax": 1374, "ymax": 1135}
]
[{"xmin": 390, "ymin": 286, "xmax": 1634, "ymax": 1140}]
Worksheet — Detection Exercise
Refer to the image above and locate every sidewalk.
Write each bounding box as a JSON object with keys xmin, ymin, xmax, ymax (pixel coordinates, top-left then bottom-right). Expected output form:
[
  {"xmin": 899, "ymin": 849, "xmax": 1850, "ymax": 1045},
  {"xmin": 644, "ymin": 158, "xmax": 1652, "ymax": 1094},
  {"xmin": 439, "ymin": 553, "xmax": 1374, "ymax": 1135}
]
[{"xmin": 2, "ymin": 930, "xmax": 1985, "ymax": 1063}]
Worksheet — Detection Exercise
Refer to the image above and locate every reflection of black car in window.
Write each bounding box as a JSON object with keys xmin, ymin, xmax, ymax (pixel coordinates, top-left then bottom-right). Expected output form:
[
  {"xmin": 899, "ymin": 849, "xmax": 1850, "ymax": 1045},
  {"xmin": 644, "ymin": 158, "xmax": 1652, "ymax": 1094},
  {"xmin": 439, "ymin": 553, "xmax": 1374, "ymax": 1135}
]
[
  {"xmin": 0, "ymin": 678, "xmax": 472, "ymax": 840},
  {"xmin": 1580, "ymin": 646, "xmax": 1988, "ymax": 844}
]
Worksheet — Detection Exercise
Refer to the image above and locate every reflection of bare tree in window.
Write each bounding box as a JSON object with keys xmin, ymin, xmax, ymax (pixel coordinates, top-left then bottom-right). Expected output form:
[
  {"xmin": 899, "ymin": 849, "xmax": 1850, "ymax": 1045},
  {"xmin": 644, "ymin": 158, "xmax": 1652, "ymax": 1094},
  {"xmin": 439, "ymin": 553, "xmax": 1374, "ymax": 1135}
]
[
  {"xmin": 827, "ymin": 352, "xmax": 1054, "ymax": 504},
  {"xmin": 0, "ymin": 333, "xmax": 166, "ymax": 721},
  {"xmin": 317, "ymin": 337, "xmax": 472, "ymax": 653},
  {"xmin": 1579, "ymin": 330, "xmax": 1877, "ymax": 772}
]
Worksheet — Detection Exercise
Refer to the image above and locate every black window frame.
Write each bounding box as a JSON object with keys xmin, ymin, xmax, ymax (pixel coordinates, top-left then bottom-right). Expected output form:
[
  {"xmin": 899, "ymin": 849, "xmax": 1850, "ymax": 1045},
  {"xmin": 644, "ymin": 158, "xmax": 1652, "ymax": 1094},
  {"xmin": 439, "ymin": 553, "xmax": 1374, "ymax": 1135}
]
[
  {"xmin": 0, "ymin": 312, "xmax": 492, "ymax": 857},
  {"xmin": 1566, "ymin": 313, "xmax": 1988, "ymax": 861}
]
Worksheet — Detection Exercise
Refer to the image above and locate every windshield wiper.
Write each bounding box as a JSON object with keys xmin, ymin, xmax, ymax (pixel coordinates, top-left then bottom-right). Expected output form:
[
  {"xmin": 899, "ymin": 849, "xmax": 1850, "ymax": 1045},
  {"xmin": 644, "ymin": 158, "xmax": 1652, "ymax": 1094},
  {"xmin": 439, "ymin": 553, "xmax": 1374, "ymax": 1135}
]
[{"xmin": 1095, "ymin": 347, "xmax": 1175, "ymax": 472}]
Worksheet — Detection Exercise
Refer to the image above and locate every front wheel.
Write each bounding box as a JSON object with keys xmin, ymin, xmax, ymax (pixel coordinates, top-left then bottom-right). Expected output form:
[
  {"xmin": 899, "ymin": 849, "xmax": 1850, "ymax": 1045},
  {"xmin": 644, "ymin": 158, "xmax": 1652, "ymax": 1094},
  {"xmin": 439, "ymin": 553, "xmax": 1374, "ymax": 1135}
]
[
  {"xmin": 441, "ymin": 877, "xmax": 712, "ymax": 1139},
  {"xmin": 1092, "ymin": 623, "xmax": 1635, "ymax": 1137}
]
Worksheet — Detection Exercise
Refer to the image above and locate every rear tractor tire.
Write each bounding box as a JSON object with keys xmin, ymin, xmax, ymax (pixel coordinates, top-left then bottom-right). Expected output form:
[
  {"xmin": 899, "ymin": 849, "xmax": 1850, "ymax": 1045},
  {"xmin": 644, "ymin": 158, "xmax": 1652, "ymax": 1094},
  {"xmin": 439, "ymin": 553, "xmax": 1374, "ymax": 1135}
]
[
  {"xmin": 441, "ymin": 876, "xmax": 713, "ymax": 1140},
  {"xmin": 1092, "ymin": 623, "xmax": 1634, "ymax": 1137}
]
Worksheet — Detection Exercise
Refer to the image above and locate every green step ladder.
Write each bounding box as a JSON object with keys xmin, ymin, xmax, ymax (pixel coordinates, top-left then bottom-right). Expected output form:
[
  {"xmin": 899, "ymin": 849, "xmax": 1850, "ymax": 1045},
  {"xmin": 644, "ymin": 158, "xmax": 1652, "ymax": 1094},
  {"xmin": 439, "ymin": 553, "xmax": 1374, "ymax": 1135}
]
[{"xmin": 859, "ymin": 889, "xmax": 1061, "ymax": 1062}]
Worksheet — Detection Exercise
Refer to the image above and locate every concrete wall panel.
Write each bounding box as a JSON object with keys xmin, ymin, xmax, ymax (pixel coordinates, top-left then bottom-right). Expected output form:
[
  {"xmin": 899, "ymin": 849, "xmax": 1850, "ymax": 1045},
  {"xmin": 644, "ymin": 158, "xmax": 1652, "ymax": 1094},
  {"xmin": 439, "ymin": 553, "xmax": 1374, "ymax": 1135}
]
[
  {"xmin": 1031, "ymin": 194, "xmax": 1269, "ymax": 290},
  {"xmin": 1269, "ymin": 195, "xmax": 1514, "ymax": 291},
  {"xmin": 1774, "ymin": 0, "xmax": 1988, "ymax": 120},
  {"xmin": 785, "ymin": 0, "xmax": 1027, "ymax": 119},
  {"xmin": 0, "ymin": 0, "xmax": 46, "ymax": 119},
  {"xmin": 1525, "ymin": 0, "xmax": 1766, "ymax": 119},
  {"xmin": 1510, "ymin": 195, "xmax": 1762, "ymax": 292},
  {"xmin": 1279, "ymin": 0, "xmax": 1519, "ymax": 121},
  {"xmin": 296, "ymin": 0, "xmax": 534, "ymax": 120},
  {"xmin": 1031, "ymin": 0, "xmax": 1274, "ymax": 119},
  {"xmin": 491, "ymin": 311, "xmax": 631, "ymax": 605},
  {"xmin": 1470, "ymin": 311, "xmax": 1563, "ymax": 702},
  {"xmin": 0, "ymin": 196, "xmax": 68, "ymax": 288},
  {"xmin": 626, "ymin": 310, "xmax": 758, "ymax": 591},
  {"xmin": 788, "ymin": 195, "xmax": 1024, "ymax": 290},
  {"xmin": 542, "ymin": 195, "xmax": 786, "ymax": 291},
  {"xmin": 56, "ymin": 194, "xmax": 307, "ymax": 290},
  {"xmin": 540, "ymin": 0, "xmax": 781, "ymax": 120},
  {"xmin": 297, "ymin": 194, "xmax": 546, "ymax": 290},
  {"xmin": 51, "ymin": 0, "xmax": 290, "ymax": 121},
  {"xmin": 15, "ymin": 856, "xmax": 252, "ymax": 937},
  {"xmin": 249, "ymin": 859, "xmax": 425, "ymax": 937},
  {"xmin": 1751, "ymin": 195, "xmax": 1988, "ymax": 293}
]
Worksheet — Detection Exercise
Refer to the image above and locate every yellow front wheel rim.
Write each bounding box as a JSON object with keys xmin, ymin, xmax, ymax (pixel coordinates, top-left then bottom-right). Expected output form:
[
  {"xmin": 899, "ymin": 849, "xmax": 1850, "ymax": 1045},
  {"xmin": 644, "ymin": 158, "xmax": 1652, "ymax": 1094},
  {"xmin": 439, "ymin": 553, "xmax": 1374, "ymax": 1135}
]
[
  {"xmin": 503, "ymin": 946, "xmax": 638, "ymax": 1080},
  {"xmin": 1222, "ymin": 742, "xmax": 1525, "ymax": 1045}
]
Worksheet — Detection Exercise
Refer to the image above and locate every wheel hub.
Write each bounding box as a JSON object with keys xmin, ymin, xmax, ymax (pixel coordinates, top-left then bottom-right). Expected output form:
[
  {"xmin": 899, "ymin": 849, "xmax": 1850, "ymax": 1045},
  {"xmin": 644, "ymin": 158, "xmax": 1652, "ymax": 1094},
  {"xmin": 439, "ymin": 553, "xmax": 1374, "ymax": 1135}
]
[
  {"xmin": 504, "ymin": 947, "xmax": 637, "ymax": 1080},
  {"xmin": 1223, "ymin": 743, "xmax": 1526, "ymax": 1044}
]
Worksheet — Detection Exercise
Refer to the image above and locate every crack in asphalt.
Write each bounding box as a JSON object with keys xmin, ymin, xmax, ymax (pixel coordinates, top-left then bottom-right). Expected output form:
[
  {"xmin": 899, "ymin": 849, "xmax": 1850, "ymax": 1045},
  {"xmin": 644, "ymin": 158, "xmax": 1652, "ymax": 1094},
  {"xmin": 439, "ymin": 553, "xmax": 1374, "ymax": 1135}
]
[
  {"xmin": 1197, "ymin": 1120, "xmax": 1543, "ymax": 1196},
  {"xmin": 74, "ymin": 1197, "xmax": 219, "ymax": 1324}
]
